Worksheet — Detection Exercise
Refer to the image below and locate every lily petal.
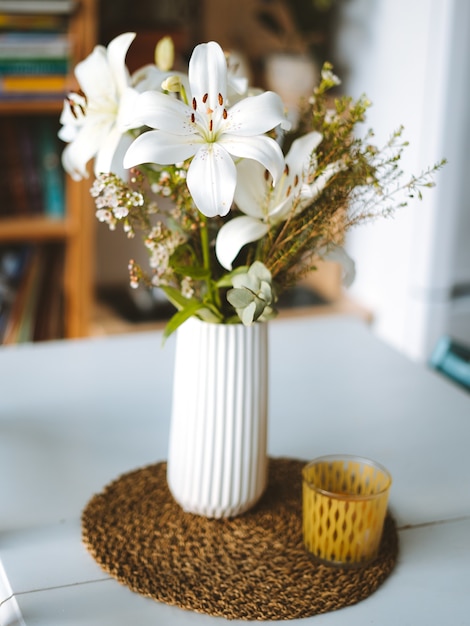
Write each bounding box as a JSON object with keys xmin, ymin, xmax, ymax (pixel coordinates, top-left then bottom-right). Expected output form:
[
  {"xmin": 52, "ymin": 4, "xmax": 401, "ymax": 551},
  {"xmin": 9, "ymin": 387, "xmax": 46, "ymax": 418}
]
[
  {"xmin": 61, "ymin": 117, "xmax": 113, "ymax": 179},
  {"xmin": 298, "ymin": 160, "xmax": 346, "ymax": 212},
  {"xmin": 216, "ymin": 215, "xmax": 269, "ymax": 269},
  {"xmin": 123, "ymin": 129, "xmax": 198, "ymax": 169},
  {"xmin": 106, "ymin": 32, "xmax": 135, "ymax": 96},
  {"xmin": 285, "ymin": 131, "xmax": 322, "ymax": 172},
  {"xmin": 226, "ymin": 91, "xmax": 289, "ymax": 136},
  {"xmin": 186, "ymin": 143, "xmax": 236, "ymax": 217},
  {"xmin": 94, "ymin": 127, "xmax": 133, "ymax": 179},
  {"xmin": 189, "ymin": 41, "xmax": 227, "ymax": 110},
  {"xmin": 58, "ymin": 102, "xmax": 81, "ymax": 142},
  {"xmin": 75, "ymin": 46, "xmax": 117, "ymax": 103},
  {"xmin": 116, "ymin": 86, "xmax": 142, "ymax": 131},
  {"xmin": 222, "ymin": 134, "xmax": 284, "ymax": 185},
  {"xmin": 128, "ymin": 90, "xmax": 198, "ymax": 136},
  {"xmin": 233, "ymin": 159, "xmax": 267, "ymax": 219},
  {"xmin": 263, "ymin": 194, "xmax": 293, "ymax": 222}
]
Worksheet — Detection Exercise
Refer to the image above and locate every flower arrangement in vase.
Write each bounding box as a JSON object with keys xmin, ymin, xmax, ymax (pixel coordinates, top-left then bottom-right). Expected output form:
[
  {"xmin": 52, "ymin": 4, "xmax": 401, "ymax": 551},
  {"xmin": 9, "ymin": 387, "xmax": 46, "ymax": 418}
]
[{"xmin": 59, "ymin": 33, "xmax": 444, "ymax": 517}]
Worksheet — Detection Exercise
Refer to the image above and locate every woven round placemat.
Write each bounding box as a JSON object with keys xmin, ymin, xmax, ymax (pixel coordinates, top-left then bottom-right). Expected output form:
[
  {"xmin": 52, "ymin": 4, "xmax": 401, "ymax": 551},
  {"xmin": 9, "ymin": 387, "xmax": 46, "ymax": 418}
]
[{"xmin": 82, "ymin": 458, "xmax": 398, "ymax": 621}]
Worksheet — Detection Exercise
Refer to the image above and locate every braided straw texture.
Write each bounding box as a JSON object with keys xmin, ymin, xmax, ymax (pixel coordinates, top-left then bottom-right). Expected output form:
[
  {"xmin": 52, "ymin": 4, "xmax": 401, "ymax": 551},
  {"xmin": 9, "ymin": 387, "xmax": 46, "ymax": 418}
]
[{"xmin": 82, "ymin": 458, "xmax": 398, "ymax": 620}]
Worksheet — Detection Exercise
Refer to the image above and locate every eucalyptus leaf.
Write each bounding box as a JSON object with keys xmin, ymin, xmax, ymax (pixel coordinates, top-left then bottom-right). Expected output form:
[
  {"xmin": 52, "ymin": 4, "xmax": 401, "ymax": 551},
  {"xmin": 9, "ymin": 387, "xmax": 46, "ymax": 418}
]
[
  {"xmin": 250, "ymin": 261, "xmax": 272, "ymax": 282},
  {"xmin": 241, "ymin": 301, "xmax": 256, "ymax": 325},
  {"xmin": 215, "ymin": 266, "xmax": 249, "ymax": 288},
  {"xmin": 227, "ymin": 288, "xmax": 254, "ymax": 308}
]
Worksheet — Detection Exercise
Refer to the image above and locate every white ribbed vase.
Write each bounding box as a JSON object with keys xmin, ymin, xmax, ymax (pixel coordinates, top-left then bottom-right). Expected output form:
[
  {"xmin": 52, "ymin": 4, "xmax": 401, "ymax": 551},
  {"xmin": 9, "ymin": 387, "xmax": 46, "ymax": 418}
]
[{"xmin": 167, "ymin": 317, "xmax": 269, "ymax": 518}]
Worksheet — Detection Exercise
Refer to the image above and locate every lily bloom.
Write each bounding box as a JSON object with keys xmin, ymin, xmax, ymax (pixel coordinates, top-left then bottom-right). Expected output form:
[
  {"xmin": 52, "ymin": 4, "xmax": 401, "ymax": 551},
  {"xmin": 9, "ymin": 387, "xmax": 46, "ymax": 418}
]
[
  {"xmin": 123, "ymin": 41, "xmax": 288, "ymax": 218},
  {"xmin": 215, "ymin": 131, "xmax": 344, "ymax": 270},
  {"xmin": 59, "ymin": 32, "xmax": 164, "ymax": 180}
]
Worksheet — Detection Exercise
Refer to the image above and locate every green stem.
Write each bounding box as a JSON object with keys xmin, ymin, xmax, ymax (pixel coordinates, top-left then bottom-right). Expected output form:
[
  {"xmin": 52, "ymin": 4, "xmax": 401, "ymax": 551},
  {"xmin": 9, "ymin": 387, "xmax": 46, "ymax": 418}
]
[
  {"xmin": 179, "ymin": 82, "xmax": 189, "ymax": 106},
  {"xmin": 200, "ymin": 216, "xmax": 217, "ymax": 308}
]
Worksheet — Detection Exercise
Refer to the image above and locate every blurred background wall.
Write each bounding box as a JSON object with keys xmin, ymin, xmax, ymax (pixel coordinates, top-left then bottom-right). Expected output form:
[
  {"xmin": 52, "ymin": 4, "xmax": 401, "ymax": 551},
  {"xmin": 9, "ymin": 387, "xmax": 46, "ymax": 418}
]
[{"xmin": 336, "ymin": 0, "xmax": 470, "ymax": 361}]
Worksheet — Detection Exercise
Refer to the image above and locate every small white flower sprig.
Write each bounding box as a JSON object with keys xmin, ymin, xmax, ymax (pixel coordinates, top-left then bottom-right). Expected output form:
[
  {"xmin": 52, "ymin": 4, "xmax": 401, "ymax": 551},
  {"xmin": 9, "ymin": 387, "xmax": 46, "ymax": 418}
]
[{"xmin": 60, "ymin": 34, "xmax": 445, "ymax": 337}]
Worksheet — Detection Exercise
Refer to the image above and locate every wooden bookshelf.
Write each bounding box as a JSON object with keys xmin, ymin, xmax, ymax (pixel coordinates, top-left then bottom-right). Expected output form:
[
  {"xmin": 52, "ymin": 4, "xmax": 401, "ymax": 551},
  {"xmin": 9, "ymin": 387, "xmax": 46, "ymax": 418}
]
[{"xmin": 0, "ymin": 0, "xmax": 98, "ymax": 342}]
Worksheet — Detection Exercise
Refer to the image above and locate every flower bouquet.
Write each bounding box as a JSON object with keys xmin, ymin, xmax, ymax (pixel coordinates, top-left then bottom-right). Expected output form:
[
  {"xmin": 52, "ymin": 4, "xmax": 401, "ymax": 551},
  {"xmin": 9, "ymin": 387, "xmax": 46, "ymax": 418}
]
[
  {"xmin": 59, "ymin": 33, "xmax": 443, "ymax": 338},
  {"xmin": 59, "ymin": 34, "xmax": 444, "ymax": 518}
]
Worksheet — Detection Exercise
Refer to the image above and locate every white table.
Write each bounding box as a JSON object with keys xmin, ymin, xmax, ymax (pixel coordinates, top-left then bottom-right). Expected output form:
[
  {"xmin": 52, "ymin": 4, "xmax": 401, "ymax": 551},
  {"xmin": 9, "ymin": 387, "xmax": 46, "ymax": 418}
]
[{"xmin": 1, "ymin": 315, "xmax": 469, "ymax": 625}]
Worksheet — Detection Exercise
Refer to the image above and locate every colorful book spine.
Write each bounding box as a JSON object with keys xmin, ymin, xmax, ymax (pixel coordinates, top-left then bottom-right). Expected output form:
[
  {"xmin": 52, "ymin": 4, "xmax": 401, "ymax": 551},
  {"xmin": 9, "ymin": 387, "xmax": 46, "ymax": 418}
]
[
  {"xmin": 0, "ymin": 118, "xmax": 15, "ymax": 216},
  {"xmin": 1, "ymin": 117, "xmax": 30, "ymax": 215},
  {"xmin": 0, "ymin": 1, "xmax": 77, "ymax": 14},
  {"xmin": 0, "ymin": 58, "xmax": 68, "ymax": 74},
  {"xmin": 19, "ymin": 118, "xmax": 44, "ymax": 215},
  {"xmin": 36, "ymin": 119, "xmax": 65, "ymax": 218},
  {"xmin": 0, "ymin": 13, "xmax": 67, "ymax": 31},
  {"xmin": 0, "ymin": 31, "xmax": 71, "ymax": 58},
  {"xmin": 0, "ymin": 73, "xmax": 68, "ymax": 93}
]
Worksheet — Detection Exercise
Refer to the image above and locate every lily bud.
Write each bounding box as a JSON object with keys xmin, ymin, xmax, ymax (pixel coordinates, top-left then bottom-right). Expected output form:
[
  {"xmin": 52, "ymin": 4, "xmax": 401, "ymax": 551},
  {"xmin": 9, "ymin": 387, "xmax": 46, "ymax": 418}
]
[
  {"xmin": 161, "ymin": 75, "xmax": 182, "ymax": 93},
  {"xmin": 155, "ymin": 36, "xmax": 174, "ymax": 71}
]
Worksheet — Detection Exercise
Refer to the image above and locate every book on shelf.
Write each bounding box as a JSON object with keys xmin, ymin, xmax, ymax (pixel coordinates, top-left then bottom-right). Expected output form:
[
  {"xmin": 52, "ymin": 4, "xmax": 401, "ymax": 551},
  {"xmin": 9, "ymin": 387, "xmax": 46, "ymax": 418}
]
[
  {"xmin": 0, "ymin": 12, "xmax": 68, "ymax": 31},
  {"xmin": 0, "ymin": 73, "xmax": 68, "ymax": 95},
  {"xmin": 0, "ymin": 245, "xmax": 40, "ymax": 343},
  {"xmin": 4, "ymin": 246, "xmax": 44, "ymax": 343},
  {"xmin": 36, "ymin": 117, "xmax": 65, "ymax": 217},
  {"xmin": 0, "ymin": 58, "xmax": 68, "ymax": 74},
  {"xmin": 1, "ymin": 116, "xmax": 31, "ymax": 215},
  {"xmin": 33, "ymin": 243, "xmax": 64, "ymax": 341},
  {"xmin": 0, "ymin": 1, "xmax": 77, "ymax": 14},
  {"xmin": 0, "ymin": 116, "xmax": 65, "ymax": 218},
  {"xmin": 0, "ymin": 244, "xmax": 30, "ymax": 340},
  {"xmin": 0, "ymin": 243, "xmax": 64, "ymax": 344},
  {"xmin": 0, "ymin": 117, "xmax": 15, "ymax": 217},
  {"xmin": 0, "ymin": 31, "xmax": 70, "ymax": 58},
  {"xmin": 0, "ymin": 30, "xmax": 71, "ymax": 98},
  {"xmin": 18, "ymin": 117, "xmax": 44, "ymax": 215}
]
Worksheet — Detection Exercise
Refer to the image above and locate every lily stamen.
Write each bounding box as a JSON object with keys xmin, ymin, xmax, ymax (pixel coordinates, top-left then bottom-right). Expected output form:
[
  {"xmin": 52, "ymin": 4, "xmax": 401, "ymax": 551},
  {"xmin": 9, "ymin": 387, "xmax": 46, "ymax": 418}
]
[
  {"xmin": 77, "ymin": 88, "xmax": 88, "ymax": 104},
  {"xmin": 66, "ymin": 93, "xmax": 87, "ymax": 118}
]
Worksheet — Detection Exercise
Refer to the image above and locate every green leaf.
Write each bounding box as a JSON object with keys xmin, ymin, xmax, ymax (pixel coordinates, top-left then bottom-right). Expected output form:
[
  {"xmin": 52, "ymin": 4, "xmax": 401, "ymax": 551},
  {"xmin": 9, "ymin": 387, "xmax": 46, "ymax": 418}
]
[
  {"xmin": 197, "ymin": 307, "xmax": 223, "ymax": 323},
  {"xmin": 163, "ymin": 301, "xmax": 224, "ymax": 339},
  {"xmin": 171, "ymin": 264, "xmax": 210, "ymax": 280},
  {"xmin": 159, "ymin": 285, "xmax": 201, "ymax": 311},
  {"xmin": 163, "ymin": 301, "xmax": 207, "ymax": 339}
]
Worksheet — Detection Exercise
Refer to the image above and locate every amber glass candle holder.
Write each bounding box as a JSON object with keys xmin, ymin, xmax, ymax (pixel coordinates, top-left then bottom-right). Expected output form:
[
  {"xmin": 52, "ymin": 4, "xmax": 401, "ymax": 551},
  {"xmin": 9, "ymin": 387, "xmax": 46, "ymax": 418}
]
[{"xmin": 302, "ymin": 455, "xmax": 392, "ymax": 566}]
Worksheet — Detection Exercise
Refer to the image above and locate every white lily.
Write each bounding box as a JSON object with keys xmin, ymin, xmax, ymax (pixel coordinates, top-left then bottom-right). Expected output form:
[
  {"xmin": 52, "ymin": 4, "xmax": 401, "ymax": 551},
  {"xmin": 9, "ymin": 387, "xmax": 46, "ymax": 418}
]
[
  {"xmin": 123, "ymin": 41, "xmax": 288, "ymax": 218},
  {"xmin": 216, "ymin": 131, "xmax": 345, "ymax": 270},
  {"xmin": 59, "ymin": 32, "xmax": 165, "ymax": 180}
]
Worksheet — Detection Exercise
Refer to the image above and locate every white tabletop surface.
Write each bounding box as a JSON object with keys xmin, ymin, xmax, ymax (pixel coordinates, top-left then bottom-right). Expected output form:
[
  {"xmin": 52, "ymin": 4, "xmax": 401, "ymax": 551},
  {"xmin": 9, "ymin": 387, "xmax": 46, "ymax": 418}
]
[{"xmin": 1, "ymin": 314, "xmax": 469, "ymax": 625}]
